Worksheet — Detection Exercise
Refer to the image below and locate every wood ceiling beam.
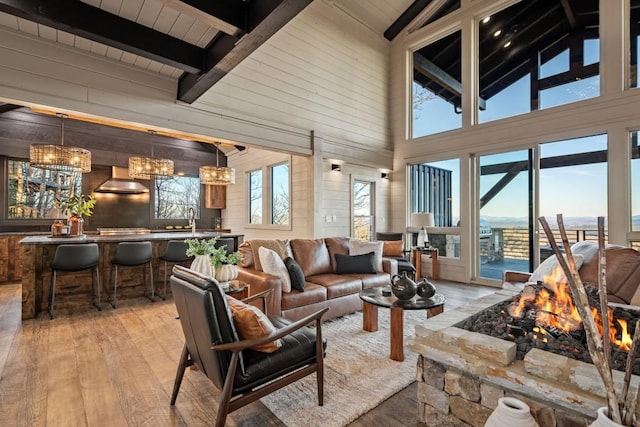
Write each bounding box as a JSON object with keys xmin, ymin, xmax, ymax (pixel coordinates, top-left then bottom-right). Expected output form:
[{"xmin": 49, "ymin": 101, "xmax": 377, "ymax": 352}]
[
  {"xmin": 178, "ymin": 0, "xmax": 312, "ymax": 104},
  {"xmin": 0, "ymin": 0, "xmax": 204, "ymax": 73},
  {"xmin": 560, "ymin": 0, "xmax": 577, "ymax": 29}
]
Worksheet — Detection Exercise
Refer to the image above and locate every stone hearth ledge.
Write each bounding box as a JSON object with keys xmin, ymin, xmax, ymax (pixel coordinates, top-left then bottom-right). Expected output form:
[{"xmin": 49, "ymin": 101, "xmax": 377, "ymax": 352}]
[{"xmin": 409, "ymin": 289, "xmax": 640, "ymax": 419}]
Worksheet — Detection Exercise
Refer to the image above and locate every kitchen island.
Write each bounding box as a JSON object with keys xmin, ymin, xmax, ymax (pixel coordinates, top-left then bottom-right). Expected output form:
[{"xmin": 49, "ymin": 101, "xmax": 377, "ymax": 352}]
[{"xmin": 19, "ymin": 232, "xmax": 243, "ymax": 320}]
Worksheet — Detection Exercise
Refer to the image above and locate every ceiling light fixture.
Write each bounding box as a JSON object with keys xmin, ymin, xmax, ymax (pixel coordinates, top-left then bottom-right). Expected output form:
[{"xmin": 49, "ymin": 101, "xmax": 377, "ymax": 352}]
[
  {"xmin": 331, "ymin": 163, "xmax": 341, "ymax": 172},
  {"xmin": 199, "ymin": 142, "xmax": 236, "ymax": 185},
  {"xmin": 128, "ymin": 131, "xmax": 174, "ymax": 179},
  {"xmin": 29, "ymin": 114, "xmax": 91, "ymax": 173},
  {"xmin": 503, "ymin": 41, "xmax": 512, "ymax": 48},
  {"xmin": 482, "ymin": 16, "xmax": 491, "ymax": 24},
  {"xmin": 493, "ymin": 29, "xmax": 502, "ymax": 38}
]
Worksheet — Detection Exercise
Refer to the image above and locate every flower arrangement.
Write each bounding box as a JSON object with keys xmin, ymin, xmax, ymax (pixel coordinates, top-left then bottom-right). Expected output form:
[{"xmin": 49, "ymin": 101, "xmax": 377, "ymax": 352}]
[
  {"xmin": 210, "ymin": 246, "xmax": 243, "ymax": 267},
  {"xmin": 184, "ymin": 237, "xmax": 219, "ymax": 257}
]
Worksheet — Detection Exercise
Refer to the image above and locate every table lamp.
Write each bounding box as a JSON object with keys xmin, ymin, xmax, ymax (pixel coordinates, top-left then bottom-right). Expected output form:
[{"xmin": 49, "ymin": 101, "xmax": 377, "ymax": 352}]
[{"xmin": 411, "ymin": 212, "xmax": 434, "ymax": 248}]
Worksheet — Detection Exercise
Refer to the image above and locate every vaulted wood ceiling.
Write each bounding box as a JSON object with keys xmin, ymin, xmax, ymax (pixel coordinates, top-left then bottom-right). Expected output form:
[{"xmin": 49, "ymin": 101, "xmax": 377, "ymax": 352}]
[{"xmin": 0, "ymin": 0, "xmax": 314, "ymax": 103}]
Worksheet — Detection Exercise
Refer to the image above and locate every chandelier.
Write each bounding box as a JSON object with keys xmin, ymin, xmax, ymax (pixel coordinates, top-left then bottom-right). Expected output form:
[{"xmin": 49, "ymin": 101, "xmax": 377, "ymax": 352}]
[
  {"xmin": 199, "ymin": 142, "xmax": 235, "ymax": 185},
  {"xmin": 29, "ymin": 114, "xmax": 91, "ymax": 173},
  {"xmin": 128, "ymin": 132, "xmax": 174, "ymax": 179}
]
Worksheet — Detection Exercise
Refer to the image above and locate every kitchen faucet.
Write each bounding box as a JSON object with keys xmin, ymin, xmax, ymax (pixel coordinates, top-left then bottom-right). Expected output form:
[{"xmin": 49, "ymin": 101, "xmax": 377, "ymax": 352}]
[{"xmin": 188, "ymin": 207, "xmax": 196, "ymax": 236}]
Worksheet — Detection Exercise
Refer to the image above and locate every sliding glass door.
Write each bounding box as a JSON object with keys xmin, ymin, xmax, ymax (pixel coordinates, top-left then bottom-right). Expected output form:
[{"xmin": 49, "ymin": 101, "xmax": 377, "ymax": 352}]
[{"xmin": 478, "ymin": 150, "xmax": 533, "ymax": 280}]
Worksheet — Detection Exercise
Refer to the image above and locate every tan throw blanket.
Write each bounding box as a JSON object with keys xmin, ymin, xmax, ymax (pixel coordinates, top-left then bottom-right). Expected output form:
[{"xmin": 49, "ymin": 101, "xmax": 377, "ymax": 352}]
[{"xmin": 248, "ymin": 239, "xmax": 288, "ymax": 271}]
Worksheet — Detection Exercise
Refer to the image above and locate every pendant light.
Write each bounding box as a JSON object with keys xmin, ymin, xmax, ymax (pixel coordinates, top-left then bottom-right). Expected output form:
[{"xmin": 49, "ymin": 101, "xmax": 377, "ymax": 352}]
[
  {"xmin": 199, "ymin": 142, "xmax": 236, "ymax": 185},
  {"xmin": 29, "ymin": 114, "xmax": 91, "ymax": 173},
  {"xmin": 128, "ymin": 131, "xmax": 174, "ymax": 179}
]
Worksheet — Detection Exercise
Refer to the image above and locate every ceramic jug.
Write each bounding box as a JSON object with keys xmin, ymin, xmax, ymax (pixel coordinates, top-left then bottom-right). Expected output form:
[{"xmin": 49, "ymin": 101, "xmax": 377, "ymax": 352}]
[
  {"xmin": 391, "ymin": 271, "xmax": 417, "ymax": 300},
  {"xmin": 416, "ymin": 276, "xmax": 437, "ymax": 298}
]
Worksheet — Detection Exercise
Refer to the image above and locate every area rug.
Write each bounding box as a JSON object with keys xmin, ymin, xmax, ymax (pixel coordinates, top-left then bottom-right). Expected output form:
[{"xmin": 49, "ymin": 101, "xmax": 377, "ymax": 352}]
[{"xmin": 260, "ymin": 308, "xmax": 426, "ymax": 427}]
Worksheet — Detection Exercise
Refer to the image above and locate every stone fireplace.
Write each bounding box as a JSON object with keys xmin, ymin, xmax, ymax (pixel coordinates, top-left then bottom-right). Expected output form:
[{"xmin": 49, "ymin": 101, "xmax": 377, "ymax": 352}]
[{"xmin": 410, "ymin": 289, "xmax": 640, "ymax": 426}]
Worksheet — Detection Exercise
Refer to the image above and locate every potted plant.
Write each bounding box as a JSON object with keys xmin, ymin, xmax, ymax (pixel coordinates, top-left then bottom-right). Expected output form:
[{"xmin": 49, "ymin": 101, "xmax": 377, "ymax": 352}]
[
  {"xmin": 184, "ymin": 237, "xmax": 219, "ymax": 278},
  {"xmin": 211, "ymin": 246, "xmax": 243, "ymax": 286},
  {"xmin": 56, "ymin": 194, "xmax": 96, "ymax": 236}
]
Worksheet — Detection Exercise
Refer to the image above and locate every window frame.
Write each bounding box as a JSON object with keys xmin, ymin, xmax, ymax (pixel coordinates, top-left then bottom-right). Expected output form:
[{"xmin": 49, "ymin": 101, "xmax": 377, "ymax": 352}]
[
  {"xmin": 149, "ymin": 174, "xmax": 203, "ymax": 228},
  {"xmin": 245, "ymin": 160, "xmax": 291, "ymax": 230}
]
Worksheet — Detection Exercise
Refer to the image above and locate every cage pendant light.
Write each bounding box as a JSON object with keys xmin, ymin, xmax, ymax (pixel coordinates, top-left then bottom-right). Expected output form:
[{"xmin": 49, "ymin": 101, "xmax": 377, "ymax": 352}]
[
  {"xmin": 199, "ymin": 143, "xmax": 236, "ymax": 185},
  {"xmin": 128, "ymin": 131, "xmax": 174, "ymax": 180},
  {"xmin": 29, "ymin": 114, "xmax": 91, "ymax": 173}
]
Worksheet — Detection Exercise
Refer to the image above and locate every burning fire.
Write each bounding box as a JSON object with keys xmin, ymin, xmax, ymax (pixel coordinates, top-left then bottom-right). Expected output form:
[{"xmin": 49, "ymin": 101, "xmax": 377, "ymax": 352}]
[{"xmin": 508, "ymin": 264, "xmax": 633, "ymax": 352}]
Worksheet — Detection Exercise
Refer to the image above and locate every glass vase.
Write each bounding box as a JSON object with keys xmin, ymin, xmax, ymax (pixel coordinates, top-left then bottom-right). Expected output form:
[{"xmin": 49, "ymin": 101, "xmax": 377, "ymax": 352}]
[{"xmin": 68, "ymin": 215, "xmax": 84, "ymax": 236}]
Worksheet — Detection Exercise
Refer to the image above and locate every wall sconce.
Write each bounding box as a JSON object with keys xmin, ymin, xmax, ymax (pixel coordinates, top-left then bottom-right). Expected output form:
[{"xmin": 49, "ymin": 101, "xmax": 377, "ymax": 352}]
[
  {"xmin": 331, "ymin": 164, "xmax": 341, "ymax": 171},
  {"xmin": 381, "ymin": 172, "xmax": 389, "ymax": 180}
]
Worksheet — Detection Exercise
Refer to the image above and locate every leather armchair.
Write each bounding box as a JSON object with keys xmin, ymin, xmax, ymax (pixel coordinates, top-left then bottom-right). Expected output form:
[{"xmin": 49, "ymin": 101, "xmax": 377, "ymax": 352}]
[{"xmin": 169, "ymin": 265, "xmax": 328, "ymax": 427}]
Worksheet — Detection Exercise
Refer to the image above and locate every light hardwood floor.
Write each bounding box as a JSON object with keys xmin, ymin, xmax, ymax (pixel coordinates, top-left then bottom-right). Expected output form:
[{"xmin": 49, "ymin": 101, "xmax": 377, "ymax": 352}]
[{"xmin": 0, "ymin": 280, "xmax": 496, "ymax": 426}]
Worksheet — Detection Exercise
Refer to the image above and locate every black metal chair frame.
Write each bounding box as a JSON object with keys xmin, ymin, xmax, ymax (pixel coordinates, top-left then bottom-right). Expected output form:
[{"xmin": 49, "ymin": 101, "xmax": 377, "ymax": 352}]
[{"xmin": 169, "ymin": 265, "xmax": 327, "ymax": 427}]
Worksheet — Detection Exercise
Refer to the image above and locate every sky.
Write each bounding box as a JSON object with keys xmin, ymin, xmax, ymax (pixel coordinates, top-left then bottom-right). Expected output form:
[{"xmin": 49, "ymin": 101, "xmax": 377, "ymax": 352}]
[{"xmin": 415, "ymin": 36, "xmax": 613, "ymax": 223}]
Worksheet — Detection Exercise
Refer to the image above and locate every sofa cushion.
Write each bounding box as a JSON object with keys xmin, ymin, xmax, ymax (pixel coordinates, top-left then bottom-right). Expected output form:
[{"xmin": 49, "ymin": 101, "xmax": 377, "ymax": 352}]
[
  {"xmin": 290, "ymin": 238, "xmax": 332, "ymax": 277},
  {"xmin": 350, "ymin": 273, "xmax": 391, "ymax": 289},
  {"xmin": 335, "ymin": 252, "xmax": 376, "ymax": 274},
  {"xmin": 281, "ymin": 283, "xmax": 327, "ymax": 311},
  {"xmin": 238, "ymin": 240, "xmax": 288, "ymax": 270},
  {"xmin": 601, "ymin": 248, "xmax": 640, "ymax": 304},
  {"xmin": 259, "ymin": 247, "xmax": 291, "ymax": 293},
  {"xmin": 226, "ymin": 296, "xmax": 282, "ymax": 353},
  {"xmin": 349, "ymin": 240, "xmax": 384, "ymax": 272},
  {"xmin": 325, "ymin": 237, "xmax": 350, "ymax": 272},
  {"xmin": 285, "ymin": 257, "xmax": 305, "ymax": 292},
  {"xmin": 382, "ymin": 240, "xmax": 404, "ymax": 257},
  {"xmin": 307, "ymin": 273, "xmax": 362, "ymax": 299}
]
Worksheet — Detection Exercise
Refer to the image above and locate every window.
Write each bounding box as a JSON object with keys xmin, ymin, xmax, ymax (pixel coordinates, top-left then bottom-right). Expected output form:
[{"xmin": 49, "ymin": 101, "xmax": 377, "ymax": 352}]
[
  {"xmin": 478, "ymin": 0, "xmax": 600, "ymax": 124},
  {"xmin": 631, "ymin": 0, "xmax": 640, "ymax": 88},
  {"xmin": 154, "ymin": 176, "xmax": 200, "ymax": 219},
  {"xmin": 248, "ymin": 162, "xmax": 290, "ymax": 226},
  {"xmin": 7, "ymin": 160, "xmax": 82, "ymax": 219},
  {"xmin": 352, "ymin": 180, "xmax": 374, "ymax": 240},
  {"xmin": 412, "ymin": 30, "xmax": 463, "ymax": 138}
]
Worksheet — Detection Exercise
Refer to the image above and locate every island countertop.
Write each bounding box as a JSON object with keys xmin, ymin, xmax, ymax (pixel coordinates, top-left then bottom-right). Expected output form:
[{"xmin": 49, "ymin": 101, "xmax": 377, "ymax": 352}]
[
  {"xmin": 19, "ymin": 232, "xmax": 244, "ymax": 320},
  {"xmin": 20, "ymin": 232, "xmax": 242, "ymax": 245}
]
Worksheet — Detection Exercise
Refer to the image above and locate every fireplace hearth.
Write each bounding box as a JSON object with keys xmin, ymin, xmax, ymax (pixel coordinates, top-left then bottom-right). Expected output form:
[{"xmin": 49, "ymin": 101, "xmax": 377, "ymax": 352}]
[{"xmin": 410, "ymin": 289, "xmax": 640, "ymax": 426}]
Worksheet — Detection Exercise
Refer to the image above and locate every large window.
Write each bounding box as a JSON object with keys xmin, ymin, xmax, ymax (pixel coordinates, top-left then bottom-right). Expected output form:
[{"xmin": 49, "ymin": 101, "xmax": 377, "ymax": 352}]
[
  {"xmin": 154, "ymin": 176, "xmax": 200, "ymax": 219},
  {"xmin": 477, "ymin": 0, "xmax": 599, "ymax": 124},
  {"xmin": 7, "ymin": 160, "xmax": 82, "ymax": 219},
  {"xmin": 631, "ymin": 0, "xmax": 640, "ymax": 88},
  {"xmin": 248, "ymin": 162, "xmax": 290, "ymax": 226},
  {"xmin": 412, "ymin": 30, "xmax": 462, "ymax": 138}
]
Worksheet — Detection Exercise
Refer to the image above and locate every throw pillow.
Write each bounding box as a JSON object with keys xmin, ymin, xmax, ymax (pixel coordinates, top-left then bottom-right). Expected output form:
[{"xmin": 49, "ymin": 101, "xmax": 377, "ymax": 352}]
[
  {"xmin": 349, "ymin": 240, "xmax": 384, "ymax": 272},
  {"xmin": 335, "ymin": 252, "xmax": 377, "ymax": 274},
  {"xmin": 529, "ymin": 253, "xmax": 584, "ymax": 285},
  {"xmin": 225, "ymin": 296, "xmax": 282, "ymax": 353},
  {"xmin": 382, "ymin": 240, "xmax": 404, "ymax": 257},
  {"xmin": 284, "ymin": 257, "xmax": 305, "ymax": 292},
  {"xmin": 259, "ymin": 246, "xmax": 292, "ymax": 293}
]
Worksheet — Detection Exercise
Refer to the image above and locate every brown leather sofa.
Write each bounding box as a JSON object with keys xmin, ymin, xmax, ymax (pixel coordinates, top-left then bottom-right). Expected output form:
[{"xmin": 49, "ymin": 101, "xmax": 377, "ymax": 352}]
[
  {"xmin": 237, "ymin": 237, "xmax": 396, "ymax": 321},
  {"xmin": 503, "ymin": 241, "xmax": 640, "ymax": 305}
]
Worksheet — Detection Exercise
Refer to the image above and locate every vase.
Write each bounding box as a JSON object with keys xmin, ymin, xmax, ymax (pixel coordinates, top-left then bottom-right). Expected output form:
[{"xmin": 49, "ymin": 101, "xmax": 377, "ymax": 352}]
[
  {"xmin": 215, "ymin": 264, "xmax": 238, "ymax": 287},
  {"xmin": 190, "ymin": 255, "xmax": 215, "ymax": 279},
  {"xmin": 589, "ymin": 407, "xmax": 624, "ymax": 427},
  {"xmin": 390, "ymin": 271, "xmax": 417, "ymax": 300},
  {"xmin": 416, "ymin": 276, "xmax": 437, "ymax": 298},
  {"xmin": 484, "ymin": 397, "xmax": 538, "ymax": 427},
  {"xmin": 68, "ymin": 215, "xmax": 84, "ymax": 236}
]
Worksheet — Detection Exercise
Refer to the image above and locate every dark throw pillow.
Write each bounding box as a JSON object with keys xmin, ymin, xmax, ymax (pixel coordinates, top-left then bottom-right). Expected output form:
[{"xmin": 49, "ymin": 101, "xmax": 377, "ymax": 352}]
[
  {"xmin": 335, "ymin": 252, "xmax": 377, "ymax": 274},
  {"xmin": 285, "ymin": 257, "xmax": 306, "ymax": 292}
]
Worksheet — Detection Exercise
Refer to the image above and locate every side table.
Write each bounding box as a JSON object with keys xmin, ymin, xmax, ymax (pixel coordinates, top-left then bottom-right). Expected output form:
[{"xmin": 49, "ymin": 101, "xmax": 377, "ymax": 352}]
[
  {"xmin": 225, "ymin": 280, "xmax": 250, "ymax": 300},
  {"xmin": 412, "ymin": 247, "xmax": 439, "ymax": 280}
]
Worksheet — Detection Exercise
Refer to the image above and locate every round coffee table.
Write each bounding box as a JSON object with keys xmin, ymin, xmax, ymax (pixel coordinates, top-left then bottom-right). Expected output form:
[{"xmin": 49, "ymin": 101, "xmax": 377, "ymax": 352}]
[{"xmin": 359, "ymin": 287, "xmax": 446, "ymax": 361}]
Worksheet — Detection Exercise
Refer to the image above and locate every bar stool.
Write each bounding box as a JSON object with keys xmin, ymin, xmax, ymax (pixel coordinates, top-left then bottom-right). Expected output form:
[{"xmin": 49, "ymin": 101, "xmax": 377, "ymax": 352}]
[
  {"xmin": 110, "ymin": 241, "xmax": 154, "ymax": 308},
  {"xmin": 214, "ymin": 238, "xmax": 235, "ymax": 254},
  {"xmin": 158, "ymin": 240, "xmax": 193, "ymax": 300},
  {"xmin": 49, "ymin": 243, "xmax": 101, "ymax": 319}
]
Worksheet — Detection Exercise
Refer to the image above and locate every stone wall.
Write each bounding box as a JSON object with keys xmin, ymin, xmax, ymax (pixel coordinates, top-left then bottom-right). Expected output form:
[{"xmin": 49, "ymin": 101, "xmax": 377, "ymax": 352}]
[{"xmin": 416, "ymin": 355, "xmax": 591, "ymax": 427}]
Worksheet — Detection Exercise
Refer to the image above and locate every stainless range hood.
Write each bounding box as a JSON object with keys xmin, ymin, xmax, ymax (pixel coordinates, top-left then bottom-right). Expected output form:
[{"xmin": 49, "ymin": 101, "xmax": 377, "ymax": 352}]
[{"xmin": 95, "ymin": 166, "xmax": 149, "ymax": 194}]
